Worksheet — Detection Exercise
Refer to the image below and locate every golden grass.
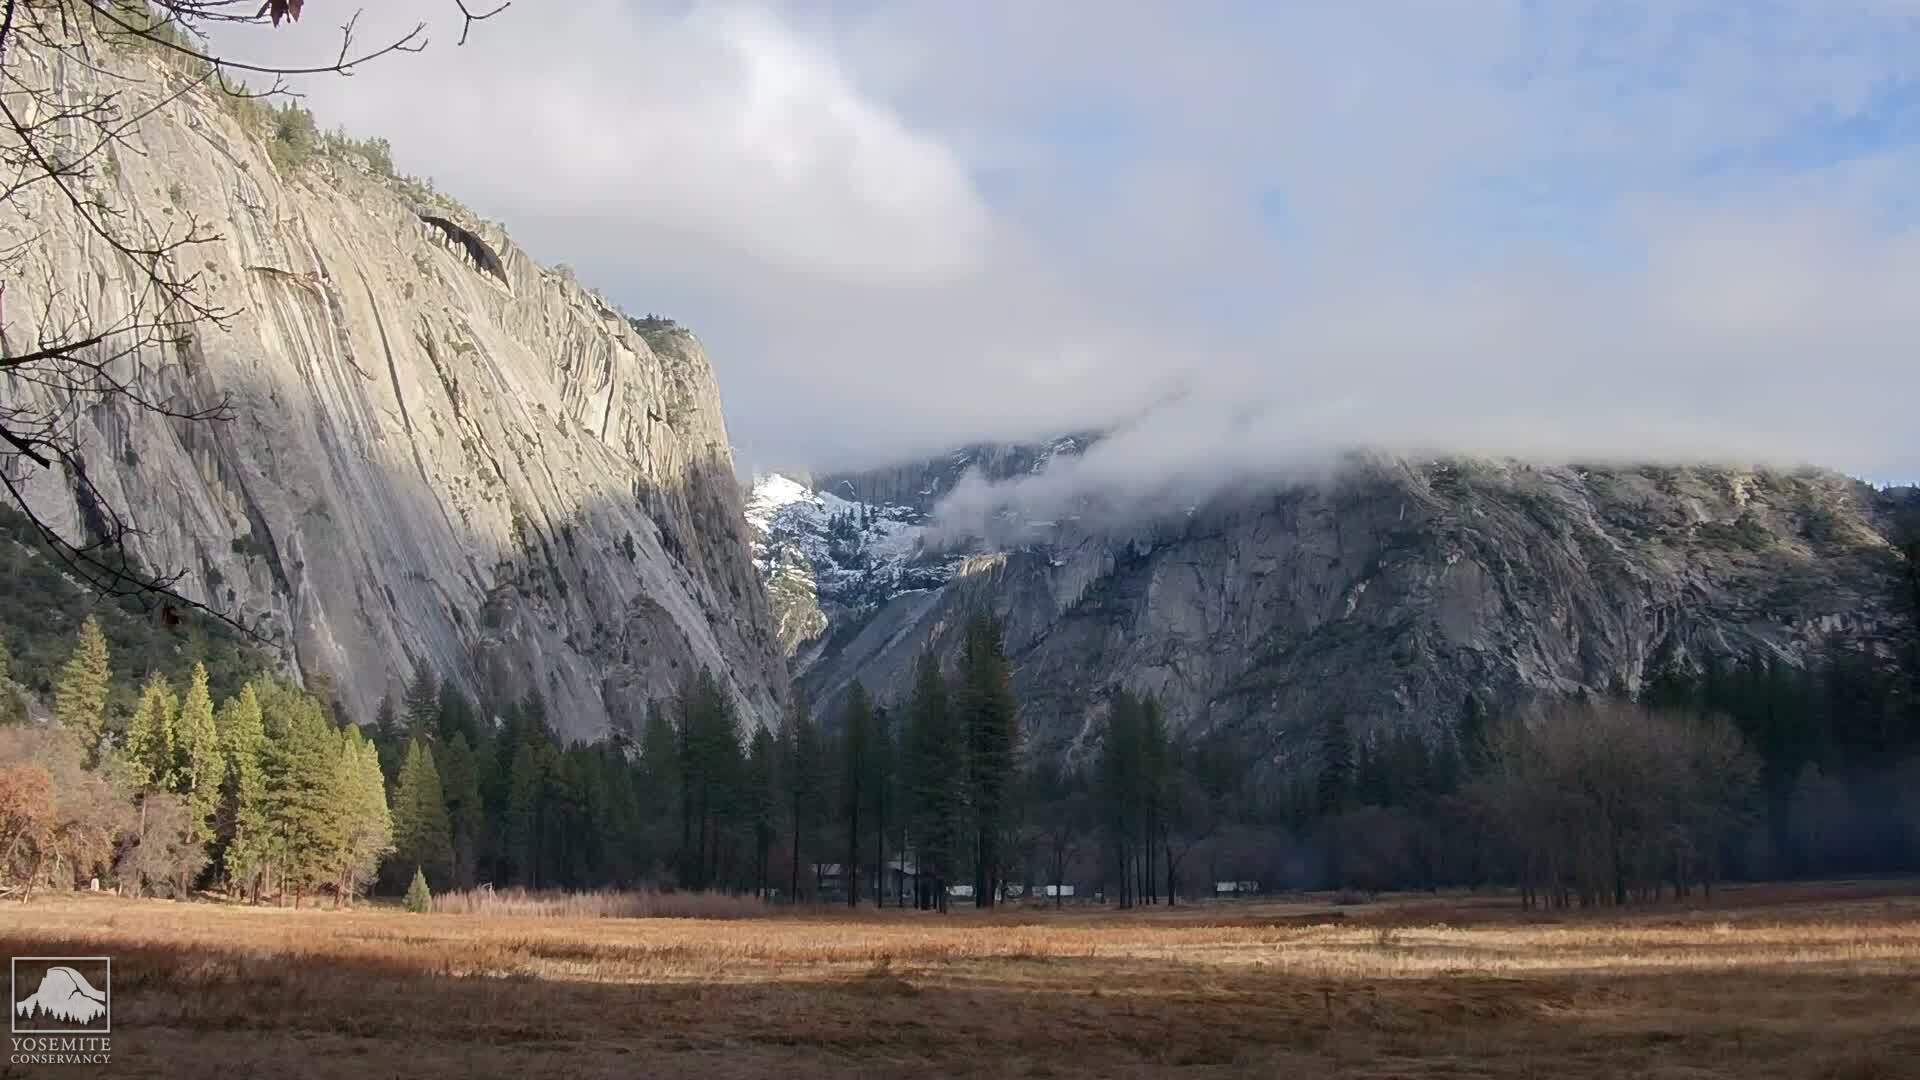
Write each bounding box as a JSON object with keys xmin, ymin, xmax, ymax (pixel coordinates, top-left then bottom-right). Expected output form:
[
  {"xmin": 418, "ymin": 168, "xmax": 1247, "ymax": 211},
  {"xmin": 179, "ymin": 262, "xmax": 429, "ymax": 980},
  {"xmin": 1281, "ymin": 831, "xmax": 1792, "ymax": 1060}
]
[
  {"xmin": 428, "ymin": 886, "xmax": 769, "ymax": 920},
  {"xmin": 4, "ymin": 881, "xmax": 1918, "ymax": 1078}
]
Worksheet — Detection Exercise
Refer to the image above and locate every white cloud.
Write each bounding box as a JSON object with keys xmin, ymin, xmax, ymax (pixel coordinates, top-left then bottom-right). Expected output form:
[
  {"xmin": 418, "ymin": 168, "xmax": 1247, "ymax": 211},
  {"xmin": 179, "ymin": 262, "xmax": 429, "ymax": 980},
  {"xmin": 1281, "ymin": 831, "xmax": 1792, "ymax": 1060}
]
[{"xmin": 210, "ymin": 1, "xmax": 1920, "ymax": 489}]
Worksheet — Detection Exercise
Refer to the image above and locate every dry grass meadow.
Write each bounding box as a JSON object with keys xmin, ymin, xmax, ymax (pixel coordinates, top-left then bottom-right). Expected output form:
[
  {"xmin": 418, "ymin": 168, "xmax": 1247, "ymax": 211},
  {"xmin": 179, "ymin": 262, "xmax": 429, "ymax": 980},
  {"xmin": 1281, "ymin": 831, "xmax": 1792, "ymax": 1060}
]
[{"xmin": 4, "ymin": 881, "xmax": 1918, "ymax": 1078}]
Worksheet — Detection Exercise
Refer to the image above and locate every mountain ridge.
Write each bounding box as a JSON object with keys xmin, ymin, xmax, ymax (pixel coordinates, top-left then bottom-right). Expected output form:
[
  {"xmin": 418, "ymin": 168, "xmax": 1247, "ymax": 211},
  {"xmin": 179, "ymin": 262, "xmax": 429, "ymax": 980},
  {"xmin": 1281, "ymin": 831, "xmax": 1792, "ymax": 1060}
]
[{"xmin": 750, "ymin": 447, "xmax": 1909, "ymax": 764}]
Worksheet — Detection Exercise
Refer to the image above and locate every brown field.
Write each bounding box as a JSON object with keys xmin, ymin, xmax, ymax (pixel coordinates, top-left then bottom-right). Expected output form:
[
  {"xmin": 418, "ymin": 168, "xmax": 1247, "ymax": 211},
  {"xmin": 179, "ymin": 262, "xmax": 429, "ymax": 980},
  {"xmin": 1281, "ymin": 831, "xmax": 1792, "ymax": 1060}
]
[{"xmin": 4, "ymin": 882, "xmax": 1919, "ymax": 1079}]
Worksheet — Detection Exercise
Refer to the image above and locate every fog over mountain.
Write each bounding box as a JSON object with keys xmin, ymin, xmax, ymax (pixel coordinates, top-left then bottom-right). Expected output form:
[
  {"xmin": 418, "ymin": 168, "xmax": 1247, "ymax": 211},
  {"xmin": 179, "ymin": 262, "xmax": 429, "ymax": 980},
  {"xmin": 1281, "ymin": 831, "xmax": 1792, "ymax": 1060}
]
[{"xmin": 213, "ymin": 2, "xmax": 1920, "ymax": 488}]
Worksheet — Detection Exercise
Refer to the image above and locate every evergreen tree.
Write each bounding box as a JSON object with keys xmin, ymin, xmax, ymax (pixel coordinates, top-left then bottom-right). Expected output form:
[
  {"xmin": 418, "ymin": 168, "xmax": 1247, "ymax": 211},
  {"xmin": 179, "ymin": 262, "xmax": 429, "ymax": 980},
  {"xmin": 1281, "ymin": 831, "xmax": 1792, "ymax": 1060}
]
[
  {"xmin": 176, "ymin": 662, "xmax": 221, "ymax": 843},
  {"xmin": 638, "ymin": 700, "xmax": 681, "ymax": 879},
  {"xmin": 905, "ymin": 650, "xmax": 961, "ymax": 910},
  {"xmin": 784, "ymin": 698, "xmax": 825, "ymax": 902},
  {"xmin": 1099, "ymin": 690, "xmax": 1145, "ymax": 908},
  {"xmin": 404, "ymin": 866, "xmax": 433, "ymax": 913},
  {"xmin": 505, "ymin": 736, "xmax": 553, "ymax": 887},
  {"xmin": 125, "ymin": 673, "xmax": 180, "ymax": 792},
  {"xmin": 54, "ymin": 616, "xmax": 112, "ymax": 762},
  {"xmin": 372, "ymin": 692, "xmax": 405, "ymax": 784},
  {"xmin": 675, "ymin": 671, "xmax": 741, "ymax": 890},
  {"xmin": 869, "ymin": 704, "xmax": 894, "ymax": 907},
  {"xmin": 216, "ymin": 684, "xmax": 270, "ymax": 898},
  {"xmin": 439, "ymin": 733, "xmax": 484, "ymax": 888},
  {"xmin": 261, "ymin": 683, "xmax": 350, "ymax": 905},
  {"xmin": 436, "ymin": 682, "xmax": 482, "ymax": 748},
  {"xmin": 745, "ymin": 724, "xmax": 777, "ymax": 898},
  {"xmin": 403, "ymin": 658, "xmax": 439, "ymax": 743},
  {"xmin": 338, "ymin": 726, "xmax": 393, "ymax": 901},
  {"xmin": 957, "ymin": 616, "xmax": 1017, "ymax": 907},
  {"xmin": 840, "ymin": 681, "xmax": 874, "ymax": 906},
  {"xmin": 390, "ymin": 738, "xmax": 454, "ymax": 889}
]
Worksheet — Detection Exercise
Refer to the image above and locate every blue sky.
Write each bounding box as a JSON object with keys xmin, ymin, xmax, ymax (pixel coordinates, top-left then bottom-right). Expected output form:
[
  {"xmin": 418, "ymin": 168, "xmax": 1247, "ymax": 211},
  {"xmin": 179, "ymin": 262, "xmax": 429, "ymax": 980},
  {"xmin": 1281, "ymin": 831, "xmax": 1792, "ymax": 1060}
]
[{"xmin": 234, "ymin": 2, "xmax": 1920, "ymax": 484}]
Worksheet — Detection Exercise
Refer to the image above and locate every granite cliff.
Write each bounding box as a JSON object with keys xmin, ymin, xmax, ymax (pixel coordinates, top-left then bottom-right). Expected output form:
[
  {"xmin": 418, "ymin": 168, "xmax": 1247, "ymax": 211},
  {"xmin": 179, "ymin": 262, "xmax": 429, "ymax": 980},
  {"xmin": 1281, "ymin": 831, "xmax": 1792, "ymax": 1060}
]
[{"xmin": 0, "ymin": 39, "xmax": 785, "ymax": 738}]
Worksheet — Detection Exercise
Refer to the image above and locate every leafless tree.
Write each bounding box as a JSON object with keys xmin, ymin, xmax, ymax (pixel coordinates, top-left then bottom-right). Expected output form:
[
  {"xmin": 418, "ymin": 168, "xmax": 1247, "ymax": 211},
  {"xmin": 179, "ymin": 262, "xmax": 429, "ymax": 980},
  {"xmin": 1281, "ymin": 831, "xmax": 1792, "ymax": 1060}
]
[
  {"xmin": 0, "ymin": 0, "xmax": 504, "ymax": 633},
  {"xmin": 1473, "ymin": 700, "xmax": 1758, "ymax": 908}
]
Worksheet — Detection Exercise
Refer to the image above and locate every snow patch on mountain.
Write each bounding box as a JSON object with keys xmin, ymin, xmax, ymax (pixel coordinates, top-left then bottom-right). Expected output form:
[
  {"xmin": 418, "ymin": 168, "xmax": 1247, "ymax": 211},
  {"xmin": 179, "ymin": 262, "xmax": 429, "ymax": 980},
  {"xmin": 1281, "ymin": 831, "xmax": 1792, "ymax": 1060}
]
[{"xmin": 746, "ymin": 472, "xmax": 963, "ymax": 656}]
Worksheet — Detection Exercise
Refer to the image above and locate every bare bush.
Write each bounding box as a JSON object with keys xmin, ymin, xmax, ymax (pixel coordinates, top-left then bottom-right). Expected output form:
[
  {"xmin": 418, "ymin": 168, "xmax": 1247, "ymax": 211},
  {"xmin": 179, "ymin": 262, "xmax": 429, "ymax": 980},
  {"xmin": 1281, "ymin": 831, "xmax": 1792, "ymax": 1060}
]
[{"xmin": 0, "ymin": 724, "xmax": 131, "ymax": 896}]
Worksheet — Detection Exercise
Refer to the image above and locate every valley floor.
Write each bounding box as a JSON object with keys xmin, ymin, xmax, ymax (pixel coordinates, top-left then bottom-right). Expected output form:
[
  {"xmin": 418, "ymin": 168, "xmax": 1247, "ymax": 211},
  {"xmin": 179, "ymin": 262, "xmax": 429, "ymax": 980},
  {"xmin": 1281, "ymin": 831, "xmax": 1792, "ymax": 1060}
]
[{"xmin": 4, "ymin": 881, "xmax": 1919, "ymax": 1078}]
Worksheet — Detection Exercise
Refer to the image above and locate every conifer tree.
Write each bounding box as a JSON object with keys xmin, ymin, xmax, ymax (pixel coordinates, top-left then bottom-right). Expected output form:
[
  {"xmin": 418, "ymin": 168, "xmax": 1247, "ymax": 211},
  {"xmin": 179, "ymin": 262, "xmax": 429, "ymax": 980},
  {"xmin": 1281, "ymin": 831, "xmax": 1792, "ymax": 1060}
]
[
  {"xmin": 54, "ymin": 616, "xmax": 112, "ymax": 762},
  {"xmin": 372, "ymin": 692, "xmax": 405, "ymax": 784},
  {"xmin": 784, "ymin": 698, "xmax": 825, "ymax": 901},
  {"xmin": 404, "ymin": 866, "xmax": 433, "ymax": 913},
  {"xmin": 261, "ymin": 685, "xmax": 350, "ymax": 906},
  {"xmin": 403, "ymin": 660, "xmax": 440, "ymax": 743},
  {"xmin": 217, "ymin": 684, "xmax": 270, "ymax": 898},
  {"xmin": 840, "ymin": 681, "xmax": 873, "ymax": 906},
  {"xmin": 958, "ymin": 616, "xmax": 1016, "ymax": 907},
  {"xmin": 438, "ymin": 733, "xmax": 484, "ymax": 888},
  {"xmin": 906, "ymin": 649, "xmax": 961, "ymax": 910},
  {"xmin": 338, "ymin": 727, "xmax": 393, "ymax": 901},
  {"xmin": 391, "ymin": 738, "xmax": 453, "ymax": 889},
  {"xmin": 125, "ymin": 673, "xmax": 180, "ymax": 792},
  {"xmin": 176, "ymin": 663, "xmax": 221, "ymax": 842},
  {"xmin": 746, "ymin": 724, "xmax": 777, "ymax": 898}
]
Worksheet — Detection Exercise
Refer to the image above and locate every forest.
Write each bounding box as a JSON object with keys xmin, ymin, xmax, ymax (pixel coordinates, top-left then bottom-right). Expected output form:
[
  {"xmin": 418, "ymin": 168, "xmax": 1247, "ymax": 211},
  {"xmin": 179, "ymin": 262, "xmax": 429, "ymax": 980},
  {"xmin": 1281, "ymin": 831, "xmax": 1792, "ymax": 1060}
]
[{"xmin": 5, "ymin": 586, "xmax": 1919, "ymax": 908}]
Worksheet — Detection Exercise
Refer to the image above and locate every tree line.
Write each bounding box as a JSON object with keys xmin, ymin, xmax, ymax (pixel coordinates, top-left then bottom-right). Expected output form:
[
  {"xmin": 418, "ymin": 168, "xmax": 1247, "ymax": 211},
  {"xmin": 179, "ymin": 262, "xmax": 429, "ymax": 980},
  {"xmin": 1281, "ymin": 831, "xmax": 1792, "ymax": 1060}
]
[
  {"xmin": 2, "ymin": 618, "xmax": 389, "ymax": 904},
  {"xmin": 6, "ymin": 608, "xmax": 1917, "ymax": 908}
]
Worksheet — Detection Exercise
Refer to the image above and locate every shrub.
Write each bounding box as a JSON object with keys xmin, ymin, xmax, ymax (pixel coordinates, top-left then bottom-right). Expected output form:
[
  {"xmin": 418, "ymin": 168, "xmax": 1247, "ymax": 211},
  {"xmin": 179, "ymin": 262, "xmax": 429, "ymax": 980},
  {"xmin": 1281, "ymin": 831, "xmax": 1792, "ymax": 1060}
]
[{"xmin": 404, "ymin": 866, "xmax": 432, "ymax": 913}]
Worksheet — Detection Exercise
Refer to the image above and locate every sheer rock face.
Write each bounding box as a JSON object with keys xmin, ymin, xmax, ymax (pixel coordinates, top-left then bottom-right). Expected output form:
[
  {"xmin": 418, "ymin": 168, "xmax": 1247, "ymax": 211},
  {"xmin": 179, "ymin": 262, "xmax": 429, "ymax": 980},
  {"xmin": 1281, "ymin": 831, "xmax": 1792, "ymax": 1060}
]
[
  {"xmin": 769, "ymin": 452, "xmax": 1907, "ymax": 766},
  {"xmin": 0, "ymin": 46, "xmax": 785, "ymax": 738}
]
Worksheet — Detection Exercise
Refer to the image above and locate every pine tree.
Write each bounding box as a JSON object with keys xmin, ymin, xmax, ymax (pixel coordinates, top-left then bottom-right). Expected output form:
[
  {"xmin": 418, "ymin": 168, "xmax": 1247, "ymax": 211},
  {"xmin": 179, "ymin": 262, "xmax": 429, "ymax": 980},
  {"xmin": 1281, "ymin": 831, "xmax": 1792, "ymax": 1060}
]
[
  {"xmin": 639, "ymin": 700, "xmax": 682, "ymax": 880},
  {"xmin": 505, "ymin": 735, "xmax": 554, "ymax": 888},
  {"xmin": 439, "ymin": 733, "xmax": 484, "ymax": 888},
  {"xmin": 784, "ymin": 698, "xmax": 825, "ymax": 902},
  {"xmin": 404, "ymin": 660, "xmax": 440, "ymax": 743},
  {"xmin": 125, "ymin": 673, "xmax": 180, "ymax": 792},
  {"xmin": 436, "ymin": 682, "xmax": 482, "ymax": 748},
  {"xmin": 175, "ymin": 663, "xmax": 221, "ymax": 842},
  {"xmin": 390, "ymin": 738, "xmax": 453, "ymax": 889},
  {"xmin": 745, "ymin": 725, "xmax": 777, "ymax": 898},
  {"xmin": 261, "ymin": 684, "xmax": 350, "ymax": 906},
  {"xmin": 404, "ymin": 866, "xmax": 433, "ymax": 913},
  {"xmin": 869, "ymin": 704, "xmax": 894, "ymax": 907},
  {"xmin": 54, "ymin": 616, "xmax": 112, "ymax": 762},
  {"xmin": 372, "ymin": 692, "xmax": 405, "ymax": 784},
  {"xmin": 338, "ymin": 727, "xmax": 393, "ymax": 901},
  {"xmin": 906, "ymin": 650, "xmax": 961, "ymax": 910},
  {"xmin": 217, "ymin": 684, "xmax": 270, "ymax": 898},
  {"xmin": 840, "ymin": 681, "xmax": 873, "ymax": 907},
  {"xmin": 958, "ymin": 615, "xmax": 1016, "ymax": 907}
]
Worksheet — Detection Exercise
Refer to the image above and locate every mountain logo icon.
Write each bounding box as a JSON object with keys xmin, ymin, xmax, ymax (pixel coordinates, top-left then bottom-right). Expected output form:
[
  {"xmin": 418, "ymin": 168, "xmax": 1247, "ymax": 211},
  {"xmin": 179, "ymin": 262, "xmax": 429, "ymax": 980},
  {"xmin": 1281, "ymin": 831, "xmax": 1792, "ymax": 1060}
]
[{"xmin": 11, "ymin": 957, "xmax": 111, "ymax": 1034}]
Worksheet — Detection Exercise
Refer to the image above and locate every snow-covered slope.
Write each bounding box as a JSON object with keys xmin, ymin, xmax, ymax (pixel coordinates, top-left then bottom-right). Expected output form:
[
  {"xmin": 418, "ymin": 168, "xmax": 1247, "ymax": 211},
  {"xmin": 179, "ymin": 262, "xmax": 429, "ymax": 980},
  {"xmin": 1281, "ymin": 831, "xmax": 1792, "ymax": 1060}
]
[{"xmin": 745, "ymin": 473, "xmax": 953, "ymax": 657}]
